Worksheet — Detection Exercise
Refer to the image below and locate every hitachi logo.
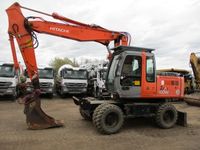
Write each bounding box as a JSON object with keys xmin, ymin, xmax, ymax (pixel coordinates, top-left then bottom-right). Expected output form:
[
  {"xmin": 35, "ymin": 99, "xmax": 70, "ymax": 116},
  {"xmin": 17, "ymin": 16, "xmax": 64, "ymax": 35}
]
[{"xmin": 50, "ymin": 27, "xmax": 69, "ymax": 33}]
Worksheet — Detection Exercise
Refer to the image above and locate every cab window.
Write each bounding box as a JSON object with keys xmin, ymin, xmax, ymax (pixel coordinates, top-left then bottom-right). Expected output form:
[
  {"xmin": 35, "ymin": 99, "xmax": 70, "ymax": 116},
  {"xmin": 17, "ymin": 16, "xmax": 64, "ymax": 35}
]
[
  {"xmin": 146, "ymin": 57, "xmax": 155, "ymax": 82},
  {"xmin": 121, "ymin": 55, "xmax": 142, "ymax": 86}
]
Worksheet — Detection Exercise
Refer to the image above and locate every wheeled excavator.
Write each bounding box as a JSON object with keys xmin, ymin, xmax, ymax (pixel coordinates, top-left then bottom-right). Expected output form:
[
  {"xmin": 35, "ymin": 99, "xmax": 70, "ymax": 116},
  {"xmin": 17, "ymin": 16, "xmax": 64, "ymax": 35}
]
[
  {"xmin": 6, "ymin": 2, "xmax": 187, "ymax": 133},
  {"xmin": 6, "ymin": 2, "xmax": 130, "ymax": 130}
]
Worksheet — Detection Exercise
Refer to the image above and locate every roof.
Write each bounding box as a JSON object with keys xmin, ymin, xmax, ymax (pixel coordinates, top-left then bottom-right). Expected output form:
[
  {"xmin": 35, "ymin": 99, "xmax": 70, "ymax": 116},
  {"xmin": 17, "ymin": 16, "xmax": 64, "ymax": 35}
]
[
  {"xmin": 111, "ymin": 46, "xmax": 155, "ymax": 53},
  {"xmin": 0, "ymin": 62, "xmax": 14, "ymax": 66}
]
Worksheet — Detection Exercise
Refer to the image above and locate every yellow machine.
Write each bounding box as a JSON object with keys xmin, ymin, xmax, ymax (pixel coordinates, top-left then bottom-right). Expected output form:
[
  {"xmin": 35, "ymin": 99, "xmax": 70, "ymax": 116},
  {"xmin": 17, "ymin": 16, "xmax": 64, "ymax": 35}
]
[
  {"xmin": 190, "ymin": 53, "xmax": 200, "ymax": 89},
  {"xmin": 184, "ymin": 53, "xmax": 200, "ymax": 106}
]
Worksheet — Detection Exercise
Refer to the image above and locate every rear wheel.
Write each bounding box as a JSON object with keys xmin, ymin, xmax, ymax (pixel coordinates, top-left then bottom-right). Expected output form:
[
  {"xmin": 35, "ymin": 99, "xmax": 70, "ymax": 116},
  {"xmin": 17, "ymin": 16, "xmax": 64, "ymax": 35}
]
[
  {"xmin": 93, "ymin": 103, "xmax": 124, "ymax": 134},
  {"xmin": 156, "ymin": 103, "xmax": 177, "ymax": 129}
]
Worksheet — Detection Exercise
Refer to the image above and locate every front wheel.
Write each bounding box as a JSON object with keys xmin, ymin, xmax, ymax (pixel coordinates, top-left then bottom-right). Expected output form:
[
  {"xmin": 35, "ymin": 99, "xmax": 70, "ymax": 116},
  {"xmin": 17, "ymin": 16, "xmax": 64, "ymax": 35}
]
[
  {"xmin": 155, "ymin": 103, "xmax": 178, "ymax": 129},
  {"xmin": 93, "ymin": 103, "xmax": 124, "ymax": 134}
]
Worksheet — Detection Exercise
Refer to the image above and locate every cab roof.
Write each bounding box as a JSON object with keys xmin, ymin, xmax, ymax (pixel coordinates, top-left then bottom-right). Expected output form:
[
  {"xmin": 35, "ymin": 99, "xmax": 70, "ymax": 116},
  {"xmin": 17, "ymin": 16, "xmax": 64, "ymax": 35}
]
[{"xmin": 112, "ymin": 46, "xmax": 155, "ymax": 53}]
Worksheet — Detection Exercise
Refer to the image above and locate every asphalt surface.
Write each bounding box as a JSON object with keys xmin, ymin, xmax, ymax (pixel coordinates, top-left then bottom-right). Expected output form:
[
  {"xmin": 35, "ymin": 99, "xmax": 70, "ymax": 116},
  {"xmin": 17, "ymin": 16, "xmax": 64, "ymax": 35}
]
[{"xmin": 0, "ymin": 97, "xmax": 200, "ymax": 150}]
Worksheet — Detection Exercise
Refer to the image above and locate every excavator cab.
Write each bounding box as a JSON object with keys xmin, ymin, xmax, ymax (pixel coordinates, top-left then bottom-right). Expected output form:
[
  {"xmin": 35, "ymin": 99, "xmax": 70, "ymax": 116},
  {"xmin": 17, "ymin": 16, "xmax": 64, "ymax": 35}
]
[{"xmin": 106, "ymin": 46, "xmax": 155, "ymax": 99}]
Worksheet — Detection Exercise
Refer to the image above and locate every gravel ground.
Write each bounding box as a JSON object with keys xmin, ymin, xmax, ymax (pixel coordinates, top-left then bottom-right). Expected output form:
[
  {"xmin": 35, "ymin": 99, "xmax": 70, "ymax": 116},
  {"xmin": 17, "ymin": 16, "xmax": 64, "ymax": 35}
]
[{"xmin": 0, "ymin": 97, "xmax": 200, "ymax": 150}]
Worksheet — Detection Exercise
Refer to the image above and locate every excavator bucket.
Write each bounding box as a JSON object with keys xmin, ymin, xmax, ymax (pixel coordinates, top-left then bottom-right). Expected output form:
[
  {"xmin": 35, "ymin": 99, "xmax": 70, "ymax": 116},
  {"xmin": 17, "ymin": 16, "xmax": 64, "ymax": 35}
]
[{"xmin": 23, "ymin": 89, "xmax": 64, "ymax": 129}]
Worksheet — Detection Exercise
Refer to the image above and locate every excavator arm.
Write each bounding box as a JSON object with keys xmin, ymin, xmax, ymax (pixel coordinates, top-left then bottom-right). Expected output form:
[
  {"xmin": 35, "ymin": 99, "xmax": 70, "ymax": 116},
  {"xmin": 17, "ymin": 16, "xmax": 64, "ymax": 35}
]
[
  {"xmin": 6, "ymin": 2, "xmax": 129, "ymax": 85},
  {"xmin": 190, "ymin": 53, "xmax": 200, "ymax": 89},
  {"xmin": 6, "ymin": 2, "xmax": 130, "ymax": 129}
]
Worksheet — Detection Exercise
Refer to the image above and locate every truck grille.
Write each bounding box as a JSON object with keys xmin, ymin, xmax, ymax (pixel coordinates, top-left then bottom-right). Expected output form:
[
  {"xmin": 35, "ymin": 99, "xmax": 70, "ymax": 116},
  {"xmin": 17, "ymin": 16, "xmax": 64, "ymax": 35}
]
[
  {"xmin": 65, "ymin": 83, "xmax": 86, "ymax": 87},
  {"xmin": 0, "ymin": 82, "xmax": 12, "ymax": 88},
  {"xmin": 40, "ymin": 82, "xmax": 51, "ymax": 88}
]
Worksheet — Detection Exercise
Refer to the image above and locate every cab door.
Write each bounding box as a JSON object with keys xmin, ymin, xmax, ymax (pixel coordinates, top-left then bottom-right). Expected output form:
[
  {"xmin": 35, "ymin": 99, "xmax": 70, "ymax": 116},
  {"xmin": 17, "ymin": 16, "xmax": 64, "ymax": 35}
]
[{"xmin": 119, "ymin": 54, "xmax": 142, "ymax": 98}]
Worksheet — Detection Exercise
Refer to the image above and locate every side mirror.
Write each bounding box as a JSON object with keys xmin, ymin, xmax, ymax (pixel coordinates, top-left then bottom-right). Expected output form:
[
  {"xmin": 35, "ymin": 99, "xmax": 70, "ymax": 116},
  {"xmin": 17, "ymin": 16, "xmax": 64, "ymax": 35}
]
[
  {"xmin": 120, "ymin": 76, "xmax": 124, "ymax": 80},
  {"xmin": 116, "ymin": 71, "xmax": 121, "ymax": 77}
]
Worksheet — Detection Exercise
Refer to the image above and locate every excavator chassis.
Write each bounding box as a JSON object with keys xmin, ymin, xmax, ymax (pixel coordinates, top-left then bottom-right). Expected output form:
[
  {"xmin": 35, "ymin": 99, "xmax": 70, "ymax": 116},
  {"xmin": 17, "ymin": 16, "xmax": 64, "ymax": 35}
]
[{"xmin": 73, "ymin": 96, "xmax": 187, "ymax": 134}]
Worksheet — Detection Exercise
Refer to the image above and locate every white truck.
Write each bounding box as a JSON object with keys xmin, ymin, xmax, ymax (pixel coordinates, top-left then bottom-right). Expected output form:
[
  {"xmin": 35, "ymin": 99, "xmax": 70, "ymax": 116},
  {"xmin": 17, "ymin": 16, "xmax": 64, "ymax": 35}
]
[
  {"xmin": 0, "ymin": 63, "xmax": 22, "ymax": 99},
  {"xmin": 56, "ymin": 64, "xmax": 88, "ymax": 97},
  {"xmin": 93, "ymin": 66, "xmax": 109, "ymax": 98},
  {"xmin": 25, "ymin": 66, "xmax": 55, "ymax": 98},
  {"xmin": 81, "ymin": 62, "xmax": 110, "ymax": 99}
]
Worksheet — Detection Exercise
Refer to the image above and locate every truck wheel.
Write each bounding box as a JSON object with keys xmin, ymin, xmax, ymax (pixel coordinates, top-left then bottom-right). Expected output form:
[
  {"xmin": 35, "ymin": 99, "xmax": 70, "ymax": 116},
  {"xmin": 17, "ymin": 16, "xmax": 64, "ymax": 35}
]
[
  {"xmin": 60, "ymin": 89, "xmax": 66, "ymax": 98},
  {"xmin": 156, "ymin": 103, "xmax": 177, "ymax": 129},
  {"xmin": 48, "ymin": 93, "xmax": 53, "ymax": 99},
  {"xmin": 11, "ymin": 89, "xmax": 17, "ymax": 100},
  {"xmin": 79, "ymin": 107, "xmax": 92, "ymax": 121},
  {"xmin": 93, "ymin": 103, "xmax": 124, "ymax": 134}
]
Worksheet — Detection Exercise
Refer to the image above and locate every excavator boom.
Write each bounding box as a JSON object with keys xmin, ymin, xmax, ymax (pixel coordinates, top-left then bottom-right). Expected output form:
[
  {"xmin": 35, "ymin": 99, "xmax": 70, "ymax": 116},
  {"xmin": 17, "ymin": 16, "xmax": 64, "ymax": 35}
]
[
  {"xmin": 190, "ymin": 53, "xmax": 200, "ymax": 88},
  {"xmin": 6, "ymin": 2, "xmax": 130, "ymax": 129}
]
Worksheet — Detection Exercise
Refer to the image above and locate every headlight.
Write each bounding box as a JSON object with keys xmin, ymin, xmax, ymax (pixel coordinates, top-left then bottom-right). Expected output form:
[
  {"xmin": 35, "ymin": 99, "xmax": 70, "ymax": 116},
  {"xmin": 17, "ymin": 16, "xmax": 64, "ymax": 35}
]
[
  {"xmin": 111, "ymin": 94, "xmax": 113, "ymax": 99},
  {"xmin": 63, "ymin": 87, "xmax": 68, "ymax": 92},
  {"xmin": 6, "ymin": 88, "xmax": 14, "ymax": 93},
  {"xmin": 48, "ymin": 88, "xmax": 53, "ymax": 92}
]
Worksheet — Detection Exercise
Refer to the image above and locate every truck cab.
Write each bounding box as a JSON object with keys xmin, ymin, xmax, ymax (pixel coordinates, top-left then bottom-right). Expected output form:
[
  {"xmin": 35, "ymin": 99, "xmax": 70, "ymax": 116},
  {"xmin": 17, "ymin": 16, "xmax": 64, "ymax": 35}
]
[
  {"xmin": 57, "ymin": 64, "xmax": 88, "ymax": 97},
  {"xmin": 93, "ymin": 65, "xmax": 110, "ymax": 99},
  {"xmin": 0, "ymin": 63, "xmax": 22, "ymax": 99},
  {"xmin": 25, "ymin": 67, "xmax": 55, "ymax": 98}
]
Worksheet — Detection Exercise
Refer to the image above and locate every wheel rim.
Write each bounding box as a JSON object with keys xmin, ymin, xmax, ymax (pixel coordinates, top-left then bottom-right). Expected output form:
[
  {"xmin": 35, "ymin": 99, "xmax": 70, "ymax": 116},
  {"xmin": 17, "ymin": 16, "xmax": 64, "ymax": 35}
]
[
  {"xmin": 105, "ymin": 112, "xmax": 119, "ymax": 127},
  {"xmin": 163, "ymin": 110, "xmax": 175, "ymax": 124}
]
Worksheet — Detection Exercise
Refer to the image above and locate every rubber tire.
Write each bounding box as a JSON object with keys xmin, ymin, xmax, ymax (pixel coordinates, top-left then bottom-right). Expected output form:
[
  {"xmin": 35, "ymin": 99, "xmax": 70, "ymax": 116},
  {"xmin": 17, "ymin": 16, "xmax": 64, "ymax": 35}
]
[
  {"xmin": 48, "ymin": 93, "xmax": 53, "ymax": 99},
  {"xmin": 60, "ymin": 89, "xmax": 66, "ymax": 98},
  {"xmin": 156, "ymin": 103, "xmax": 178, "ymax": 129},
  {"xmin": 79, "ymin": 107, "xmax": 92, "ymax": 121},
  {"xmin": 93, "ymin": 103, "xmax": 124, "ymax": 134},
  {"xmin": 11, "ymin": 88, "xmax": 17, "ymax": 101}
]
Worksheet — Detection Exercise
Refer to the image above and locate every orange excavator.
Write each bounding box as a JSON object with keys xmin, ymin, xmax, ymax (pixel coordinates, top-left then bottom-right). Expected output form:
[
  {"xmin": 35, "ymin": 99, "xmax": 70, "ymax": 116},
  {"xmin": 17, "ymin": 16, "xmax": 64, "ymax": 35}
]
[
  {"xmin": 6, "ymin": 3, "xmax": 187, "ymax": 134},
  {"xmin": 6, "ymin": 2, "xmax": 130, "ymax": 129}
]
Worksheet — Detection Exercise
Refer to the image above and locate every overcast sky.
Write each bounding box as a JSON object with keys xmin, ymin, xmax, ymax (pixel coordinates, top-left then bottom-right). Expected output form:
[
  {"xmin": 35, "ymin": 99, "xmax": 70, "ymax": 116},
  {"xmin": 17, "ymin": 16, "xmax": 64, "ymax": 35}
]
[{"xmin": 0, "ymin": 0, "xmax": 200, "ymax": 70}]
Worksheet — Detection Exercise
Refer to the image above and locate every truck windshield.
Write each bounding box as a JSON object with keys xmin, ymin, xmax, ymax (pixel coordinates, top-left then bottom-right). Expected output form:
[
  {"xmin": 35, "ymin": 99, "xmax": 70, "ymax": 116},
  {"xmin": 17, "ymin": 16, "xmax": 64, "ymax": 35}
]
[
  {"xmin": 38, "ymin": 69, "xmax": 54, "ymax": 79},
  {"xmin": 0, "ymin": 65, "xmax": 15, "ymax": 77},
  {"xmin": 63, "ymin": 69, "xmax": 87, "ymax": 79}
]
